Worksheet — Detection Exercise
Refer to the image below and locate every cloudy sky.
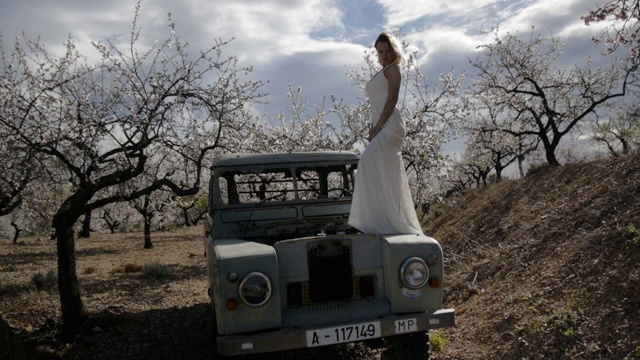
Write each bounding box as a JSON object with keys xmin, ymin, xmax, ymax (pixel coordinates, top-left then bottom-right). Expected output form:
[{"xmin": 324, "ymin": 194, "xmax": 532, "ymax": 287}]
[{"xmin": 0, "ymin": 0, "xmax": 609, "ymax": 124}]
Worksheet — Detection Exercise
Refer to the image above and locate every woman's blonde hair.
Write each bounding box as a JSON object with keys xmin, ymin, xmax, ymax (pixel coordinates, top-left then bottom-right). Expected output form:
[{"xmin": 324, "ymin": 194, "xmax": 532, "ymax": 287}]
[{"xmin": 374, "ymin": 31, "xmax": 405, "ymax": 65}]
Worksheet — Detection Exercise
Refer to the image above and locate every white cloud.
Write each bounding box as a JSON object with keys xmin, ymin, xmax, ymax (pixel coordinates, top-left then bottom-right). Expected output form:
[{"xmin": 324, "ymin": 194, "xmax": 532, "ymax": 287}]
[
  {"xmin": 0, "ymin": 0, "xmax": 616, "ymax": 119},
  {"xmin": 176, "ymin": 0, "xmax": 347, "ymax": 63},
  {"xmin": 378, "ymin": 0, "xmax": 502, "ymax": 28}
]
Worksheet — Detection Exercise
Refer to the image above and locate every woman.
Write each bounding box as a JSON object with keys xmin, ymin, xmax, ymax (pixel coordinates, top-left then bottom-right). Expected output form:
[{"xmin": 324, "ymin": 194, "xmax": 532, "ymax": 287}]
[{"xmin": 348, "ymin": 31, "xmax": 423, "ymax": 235}]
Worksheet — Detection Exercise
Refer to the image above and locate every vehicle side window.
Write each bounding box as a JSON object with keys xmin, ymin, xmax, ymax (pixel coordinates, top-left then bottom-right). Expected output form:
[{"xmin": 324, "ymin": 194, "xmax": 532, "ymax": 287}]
[
  {"xmin": 217, "ymin": 176, "xmax": 229, "ymax": 205},
  {"xmin": 327, "ymin": 168, "xmax": 352, "ymax": 195},
  {"xmin": 303, "ymin": 165, "xmax": 355, "ymax": 199}
]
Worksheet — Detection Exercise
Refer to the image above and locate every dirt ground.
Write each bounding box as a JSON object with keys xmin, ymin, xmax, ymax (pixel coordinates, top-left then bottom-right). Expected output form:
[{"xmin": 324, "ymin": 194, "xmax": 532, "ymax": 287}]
[
  {"xmin": 0, "ymin": 227, "xmax": 214, "ymax": 359},
  {"xmin": 1, "ymin": 153, "xmax": 639, "ymax": 359}
]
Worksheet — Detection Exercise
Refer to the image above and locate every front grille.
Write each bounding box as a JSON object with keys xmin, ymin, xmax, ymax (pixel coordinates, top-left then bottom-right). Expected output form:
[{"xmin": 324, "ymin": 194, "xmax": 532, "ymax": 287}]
[
  {"xmin": 286, "ymin": 239, "xmax": 376, "ymax": 307},
  {"xmin": 308, "ymin": 240, "xmax": 352, "ymax": 302}
]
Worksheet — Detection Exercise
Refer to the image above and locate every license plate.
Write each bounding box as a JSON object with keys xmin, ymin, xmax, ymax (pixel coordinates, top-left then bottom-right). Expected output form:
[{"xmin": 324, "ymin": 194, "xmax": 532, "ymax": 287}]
[{"xmin": 306, "ymin": 321, "xmax": 381, "ymax": 347}]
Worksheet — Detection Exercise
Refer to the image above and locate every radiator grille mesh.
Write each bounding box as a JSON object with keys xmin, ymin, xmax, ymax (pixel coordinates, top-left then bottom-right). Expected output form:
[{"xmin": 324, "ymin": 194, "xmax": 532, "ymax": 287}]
[{"xmin": 286, "ymin": 239, "xmax": 375, "ymax": 307}]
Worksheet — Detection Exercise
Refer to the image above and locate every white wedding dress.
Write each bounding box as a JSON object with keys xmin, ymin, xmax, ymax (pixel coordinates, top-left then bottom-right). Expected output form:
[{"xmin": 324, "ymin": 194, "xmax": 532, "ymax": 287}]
[{"xmin": 348, "ymin": 64, "xmax": 423, "ymax": 235}]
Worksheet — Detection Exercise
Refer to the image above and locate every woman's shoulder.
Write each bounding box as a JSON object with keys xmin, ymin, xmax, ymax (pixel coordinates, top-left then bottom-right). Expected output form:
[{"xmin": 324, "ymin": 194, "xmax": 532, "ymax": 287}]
[
  {"xmin": 383, "ymin": 62, "xmax": 401, "ymax": 78},
  {"xmin": 385, "ymin": 62, "xmax": 400, "ymax": 71}
]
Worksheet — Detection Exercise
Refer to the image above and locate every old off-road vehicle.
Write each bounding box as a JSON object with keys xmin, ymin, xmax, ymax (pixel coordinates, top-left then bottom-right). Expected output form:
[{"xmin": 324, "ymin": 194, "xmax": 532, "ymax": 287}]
[{"xmin": 204, "ymin": 151, "xmax": 454, "ymax": 358}]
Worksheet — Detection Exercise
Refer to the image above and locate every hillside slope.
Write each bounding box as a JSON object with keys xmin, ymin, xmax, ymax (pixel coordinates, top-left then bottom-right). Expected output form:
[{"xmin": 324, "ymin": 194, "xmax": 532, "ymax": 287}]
[{"xmin": 425, "ymin": 154, "xmax": 640, "ymax": 359}]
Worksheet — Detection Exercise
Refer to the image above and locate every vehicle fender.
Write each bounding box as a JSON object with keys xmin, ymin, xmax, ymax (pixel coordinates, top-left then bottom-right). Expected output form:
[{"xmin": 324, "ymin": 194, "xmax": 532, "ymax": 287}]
[
  {"xmin": 381, "ymin": 234, "xmax": 445, "ymax": 313},
  {"xmin": 206, "ymin": 237, "xmax": 282, "ymax": 334}
]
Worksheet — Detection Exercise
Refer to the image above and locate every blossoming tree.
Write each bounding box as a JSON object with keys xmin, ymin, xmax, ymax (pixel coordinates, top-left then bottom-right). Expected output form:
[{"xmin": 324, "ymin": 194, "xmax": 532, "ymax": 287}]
[{"xmin": 0, "ymin": 4, "xmax": 264, "ymax": 336}]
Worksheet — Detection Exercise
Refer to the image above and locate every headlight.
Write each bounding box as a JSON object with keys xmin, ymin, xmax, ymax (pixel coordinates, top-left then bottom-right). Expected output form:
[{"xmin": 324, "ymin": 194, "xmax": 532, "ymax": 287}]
[
  {"xmin": 239, "ymin": 272, "xmax": 272, "ymax": 307},
  {"xmin": 399, "ymin": 257, "xmax": 429, "ymax": 290}
]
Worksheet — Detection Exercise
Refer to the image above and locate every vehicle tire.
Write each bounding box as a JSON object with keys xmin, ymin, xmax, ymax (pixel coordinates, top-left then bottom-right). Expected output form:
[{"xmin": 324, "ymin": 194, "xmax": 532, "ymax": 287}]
[{"xmin": 382, "ymin": 331, "xmax": 430, "ymax": 360}]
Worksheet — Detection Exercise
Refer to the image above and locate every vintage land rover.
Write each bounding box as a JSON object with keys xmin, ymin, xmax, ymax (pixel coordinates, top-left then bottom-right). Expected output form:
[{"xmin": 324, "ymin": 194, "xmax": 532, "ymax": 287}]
[{"xmin": 204, "ymin": 151, "xmax": 454, "ymax": 358}]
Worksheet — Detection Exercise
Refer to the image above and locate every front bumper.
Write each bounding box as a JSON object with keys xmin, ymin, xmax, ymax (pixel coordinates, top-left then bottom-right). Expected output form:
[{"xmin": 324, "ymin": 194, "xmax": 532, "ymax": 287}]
[{"xmin": 216, "ymin": 308, "xmax": 455, "ymax": 356}]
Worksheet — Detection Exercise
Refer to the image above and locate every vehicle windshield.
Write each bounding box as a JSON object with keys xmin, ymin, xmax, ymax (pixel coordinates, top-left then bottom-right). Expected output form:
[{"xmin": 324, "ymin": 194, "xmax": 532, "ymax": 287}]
[{"xmin": 215, "ymin": 164, "xmax": 356, "ymax": 206}]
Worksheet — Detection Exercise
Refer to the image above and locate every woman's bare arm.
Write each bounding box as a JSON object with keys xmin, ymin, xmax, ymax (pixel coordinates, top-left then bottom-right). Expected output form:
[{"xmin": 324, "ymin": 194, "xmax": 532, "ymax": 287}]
[{"xmin": 369, "ymin": 63, "xmax": 401, "ymax": 141}]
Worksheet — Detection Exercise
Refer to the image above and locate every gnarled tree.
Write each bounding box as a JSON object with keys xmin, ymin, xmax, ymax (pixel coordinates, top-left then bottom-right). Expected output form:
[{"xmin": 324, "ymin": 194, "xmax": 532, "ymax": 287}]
[
  {"xmin": 0, "ymin": 4, "xmax": 263, "ymax": 336},
  {"xmin": 470, "ymin": 29, "xmax": 635, "ymax": 166},
  {"xmin": 466, "ymin": 95, "xmax": 540, "ymax": 180}
]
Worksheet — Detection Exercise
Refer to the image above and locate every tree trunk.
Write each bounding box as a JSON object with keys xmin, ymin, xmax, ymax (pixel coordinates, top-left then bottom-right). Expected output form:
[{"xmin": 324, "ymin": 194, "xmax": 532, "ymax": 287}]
[
  {"xmin": 544, "ymin": 142, "xmax": 560, "ymax": 166},
  {"xmin": 79, "ymin": 209, "xmax": 91, "ymax": 238},
  {"xmin": 182, "ymin": 207, "xmax": 191, "ymax": 227},
  {"xmin": 100, "ymin": 210, "xmax": 119, "ymax": 234},
  {"xmin": 144, "ymin": 215, "xmax": 153, "ymax": 249},
  {"xmin": 546, "ymin": 153, "xmax": 560, "ymax": 166},
  {"xmin": 621, "ymin": 138, "xmax": 629, "ymax": 155},
  {"xmin": 11, "ymin": 221, "xmax": 21, "ymax": 244},
  {"xmin": 142, "ymin": 195, "xmax": 154, "ymax": 249},
  {"xmin": 495, "ymin": 163, "xmax": 503, "ymax": 183},
  {"xmin": 55, "ymin": 223, "xmax": 87, "ymax": 338},
  {"xmin": 518, "ymin": 155, "xmax": 526, "ymax": 178},
  {"xmin": 53, "ymin": 191, "xmax": 93, "ymax": 338}
]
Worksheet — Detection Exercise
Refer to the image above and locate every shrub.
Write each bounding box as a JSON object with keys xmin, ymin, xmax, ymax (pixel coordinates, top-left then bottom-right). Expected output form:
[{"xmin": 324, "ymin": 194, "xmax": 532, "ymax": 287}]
[
  {"xmin": 526, "ymin": 162, "xmax": 553, "ymax": 176},
  {"xmin": 622, "ymin": 225, "xmax": 640, "ymax": 243},
  {"xmin": 142, "ymin": 262, "xmax": 173, "ymax": 280},
  {"xmin": 124, "ymin": 262, "xmax": 143, "ymax": 273},
  {"xmin": 430, "ymin": 330, "xmax": 450, "ymax": 352},
  {"xmin": 335, "ymin": 342, "xmax": 375, "ymax": 359},
  {"xmin": 31, "ymin": 270, "xmax": 57, "ymax": 291},
  {"xmin": 111, "ymin": 262, "xmax": 143, "ymax": 274},
  {"xmin": 553, "ymin": 304, "xmax": 582, "ymax": 338}
]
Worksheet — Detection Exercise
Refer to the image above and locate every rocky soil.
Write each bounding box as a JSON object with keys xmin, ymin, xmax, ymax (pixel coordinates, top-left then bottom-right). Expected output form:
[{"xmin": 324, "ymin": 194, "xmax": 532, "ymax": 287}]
[{"xmin": 425, "ymin": 153, "xmax": 640, "ymax": 359}]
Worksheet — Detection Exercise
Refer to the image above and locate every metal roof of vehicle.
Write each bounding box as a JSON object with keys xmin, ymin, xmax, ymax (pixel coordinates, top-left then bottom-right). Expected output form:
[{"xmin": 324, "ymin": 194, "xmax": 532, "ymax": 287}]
[{"xmin": 212, "ymin": 151, "xmax": 359, "ymax": 168}]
